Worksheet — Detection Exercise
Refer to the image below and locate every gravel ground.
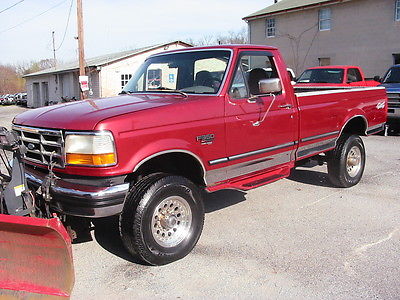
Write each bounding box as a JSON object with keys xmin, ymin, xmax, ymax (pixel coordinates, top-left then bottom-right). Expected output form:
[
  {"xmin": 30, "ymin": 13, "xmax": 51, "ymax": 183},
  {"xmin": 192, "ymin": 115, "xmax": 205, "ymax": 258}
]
[{"xmin": 1, "ymin": 106, "xmax": 399, "ymax": 299}]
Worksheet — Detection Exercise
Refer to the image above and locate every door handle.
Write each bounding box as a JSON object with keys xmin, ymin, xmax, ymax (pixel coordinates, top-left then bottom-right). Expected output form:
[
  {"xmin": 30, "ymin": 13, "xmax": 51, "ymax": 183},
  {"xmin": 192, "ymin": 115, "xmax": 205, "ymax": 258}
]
[{"xmin": 278, "ymin": 104, "xmax": 292, "ymax": 109}]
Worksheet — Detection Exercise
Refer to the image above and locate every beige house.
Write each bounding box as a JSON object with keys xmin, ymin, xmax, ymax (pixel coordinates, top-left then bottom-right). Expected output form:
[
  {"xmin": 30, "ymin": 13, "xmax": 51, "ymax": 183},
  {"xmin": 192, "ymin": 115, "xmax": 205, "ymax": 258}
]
[
  {"xmin": 24, "ymin": 41, "xmax": 191, "ymax": 108},
  {"xmin": 244, "ymin": 0, "xmax": 400, "ymax": 77}
]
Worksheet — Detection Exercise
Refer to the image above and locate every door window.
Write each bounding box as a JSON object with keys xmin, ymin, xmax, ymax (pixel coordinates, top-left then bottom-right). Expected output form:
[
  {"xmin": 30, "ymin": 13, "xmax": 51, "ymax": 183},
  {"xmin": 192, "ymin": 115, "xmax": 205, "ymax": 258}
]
[{"xmin": 229, "ymin": 52, "xmax": 279, "ymax": 98}]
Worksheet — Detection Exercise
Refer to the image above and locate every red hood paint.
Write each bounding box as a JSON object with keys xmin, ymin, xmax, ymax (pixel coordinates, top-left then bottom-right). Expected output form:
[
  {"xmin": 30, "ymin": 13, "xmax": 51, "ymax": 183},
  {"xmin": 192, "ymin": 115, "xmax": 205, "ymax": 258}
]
[{"xmin": 13, "ymin": 94, "xmax": 180, "ymax": 130}]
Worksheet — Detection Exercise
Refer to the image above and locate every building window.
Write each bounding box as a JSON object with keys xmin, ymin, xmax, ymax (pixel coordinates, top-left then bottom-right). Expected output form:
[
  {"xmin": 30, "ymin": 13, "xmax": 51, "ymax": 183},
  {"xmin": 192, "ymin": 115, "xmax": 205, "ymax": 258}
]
[
  {"xmin": 396, "ymin": 0, "xmax": 400, "ymax": 21},
  {"xmin": 393, "ymin": 53, "xmax": 400, "ymax": 65},
  {"xmin": 121, "ymin": 74, "xmax": 132, "ymax": 89},
  {"xmin": 318, "ymin": 57, "xmax": 331, "ymax": 66},
  {"xmin": 319, "ymin": 8, "xmax": 331, "ymax": 31},
  {"xmin": 266, "ymin": 18, "xmax": 276, "ymax": 37},
  {"xmin": 147, "ymin": 69, "xmax": 162, "ymax": 88}
]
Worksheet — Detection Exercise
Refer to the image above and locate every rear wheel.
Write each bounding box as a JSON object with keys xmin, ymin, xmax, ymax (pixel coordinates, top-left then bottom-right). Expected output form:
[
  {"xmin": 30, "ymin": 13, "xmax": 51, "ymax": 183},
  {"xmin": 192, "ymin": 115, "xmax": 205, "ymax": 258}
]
[
  {"xmin": 327, "ymin": 134, "xmax": 365, "ymax": 188},
  {"xmin": 119, "ymin": 173, "xmax": 204, "ymax": 265}
]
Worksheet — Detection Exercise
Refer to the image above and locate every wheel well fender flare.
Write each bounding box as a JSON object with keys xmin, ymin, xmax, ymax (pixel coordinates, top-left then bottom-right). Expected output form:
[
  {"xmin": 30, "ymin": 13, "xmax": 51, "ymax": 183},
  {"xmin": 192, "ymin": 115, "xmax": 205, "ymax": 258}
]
[
  {"xmin": 339, "ymin": 114, "xmax": 368, "ymax": 137},
  {"xmin": 128, "ymin": 139, "xmax": 207, "ymax": 183}
]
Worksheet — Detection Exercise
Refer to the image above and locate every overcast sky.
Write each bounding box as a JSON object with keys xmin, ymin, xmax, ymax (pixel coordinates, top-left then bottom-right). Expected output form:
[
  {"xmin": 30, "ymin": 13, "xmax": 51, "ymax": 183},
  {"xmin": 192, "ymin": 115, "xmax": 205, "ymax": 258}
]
[{"xmin": 0, "ymin": 0, "xmax": 273, "ymax": 65}]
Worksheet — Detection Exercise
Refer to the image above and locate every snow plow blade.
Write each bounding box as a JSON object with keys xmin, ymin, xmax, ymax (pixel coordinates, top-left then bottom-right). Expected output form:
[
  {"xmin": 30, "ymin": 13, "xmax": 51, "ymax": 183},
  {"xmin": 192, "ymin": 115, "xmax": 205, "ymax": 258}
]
[{"xmin": 0, "ymin": 214, "xmax": 74, "ymax": 299}]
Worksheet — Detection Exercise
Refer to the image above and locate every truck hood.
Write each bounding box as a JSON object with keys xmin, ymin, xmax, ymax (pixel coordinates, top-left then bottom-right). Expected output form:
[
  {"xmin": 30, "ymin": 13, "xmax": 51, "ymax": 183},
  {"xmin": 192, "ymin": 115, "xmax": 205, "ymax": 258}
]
[
  {"xmin": 13, "ymin": 94, "xmax": 178, "ymax": 130},
  {"xmin": 379, "ymin": 83, "xmax": 400, "ymax": 92}
]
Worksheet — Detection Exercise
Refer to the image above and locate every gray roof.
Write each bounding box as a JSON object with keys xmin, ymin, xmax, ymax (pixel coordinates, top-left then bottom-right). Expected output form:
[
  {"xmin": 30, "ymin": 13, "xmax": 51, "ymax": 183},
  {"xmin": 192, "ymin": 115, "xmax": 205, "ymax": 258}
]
[
  {"xmin": 244, "ymin": 0, "xmax": 342, "ymax": 20},
  {"xmin": 24, "ymin": 41, "xmax": 190, "ymax": 77}
]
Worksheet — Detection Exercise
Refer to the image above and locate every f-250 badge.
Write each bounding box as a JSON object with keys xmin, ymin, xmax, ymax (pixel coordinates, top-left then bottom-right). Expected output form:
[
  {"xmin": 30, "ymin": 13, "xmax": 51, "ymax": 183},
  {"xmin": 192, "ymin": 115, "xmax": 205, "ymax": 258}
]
[{"xmin": 196, "ymin": 134, "xmax": 215, "ymax": 145}]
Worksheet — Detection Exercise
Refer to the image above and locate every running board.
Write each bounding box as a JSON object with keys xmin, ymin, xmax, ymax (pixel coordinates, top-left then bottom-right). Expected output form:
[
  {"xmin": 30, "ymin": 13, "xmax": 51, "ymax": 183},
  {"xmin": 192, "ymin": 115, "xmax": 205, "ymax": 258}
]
[{"xmin": 207, "ymin": 166, "xmax": 291, "ymax": 192}]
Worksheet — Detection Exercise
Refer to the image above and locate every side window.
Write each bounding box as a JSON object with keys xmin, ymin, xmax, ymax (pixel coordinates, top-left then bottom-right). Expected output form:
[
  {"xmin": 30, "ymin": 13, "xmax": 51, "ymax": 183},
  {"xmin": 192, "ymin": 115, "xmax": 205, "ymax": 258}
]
[
  {"xmin": 347, "ymin": 68, "xmax": 362, "ymax": 82},
  {"xmin": 229, "ymin": 53, "xmax": 280, "ymax": 98},
  {"xmin": 229, "ymin": 65, "xmax": 248, "ymax": 99}
]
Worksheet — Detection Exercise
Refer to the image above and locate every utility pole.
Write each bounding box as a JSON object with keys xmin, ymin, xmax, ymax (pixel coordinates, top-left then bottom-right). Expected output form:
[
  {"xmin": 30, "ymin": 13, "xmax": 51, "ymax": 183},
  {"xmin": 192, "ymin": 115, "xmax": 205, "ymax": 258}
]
[
  {"xmin": 52, "ymin": 31, "xmax": 57, "ymax": 69},
  {"xmin": 77, "ymin": 0, "xmax": 86, "ymax": 99}
]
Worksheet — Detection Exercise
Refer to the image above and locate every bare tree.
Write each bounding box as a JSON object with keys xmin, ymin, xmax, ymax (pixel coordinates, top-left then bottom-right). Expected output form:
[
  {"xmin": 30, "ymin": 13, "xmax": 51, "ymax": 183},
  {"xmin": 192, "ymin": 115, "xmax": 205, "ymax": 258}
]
[
  {"xmin": 0, "ymin": 59, "xmax": 57, "ymax": 94},
  {"xmin": 185, "ymin": 28, "xmax": 248, "ymax": 46},
  {"xmin": 0, "ymin": 65, "xmax": 23, "ymax": 94},
  {"xmin": 16, "ymin": 59, "xmax": 56, "ymax": 76},
  {"xmin": 276, "ymin": 23, "xmax": 319, "ymax": 74},
  {"xmin": 216, "ymin": 28, "xmax": 248, "ymax": 44}
]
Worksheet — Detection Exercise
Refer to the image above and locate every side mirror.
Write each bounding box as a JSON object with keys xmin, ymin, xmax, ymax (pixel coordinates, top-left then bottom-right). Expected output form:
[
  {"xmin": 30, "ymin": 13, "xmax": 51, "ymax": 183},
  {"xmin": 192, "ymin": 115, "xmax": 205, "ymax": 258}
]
[
  {"xmin": 373, "ymin": 76, "xmax": 381, "ymax": 82},
  {"xmin": 259, "ymin": 78, "xmax": 282, "ymax": 94},
  {"xmin": 248, "ymin": 78, "xmax": 282, "ymax": 103}
]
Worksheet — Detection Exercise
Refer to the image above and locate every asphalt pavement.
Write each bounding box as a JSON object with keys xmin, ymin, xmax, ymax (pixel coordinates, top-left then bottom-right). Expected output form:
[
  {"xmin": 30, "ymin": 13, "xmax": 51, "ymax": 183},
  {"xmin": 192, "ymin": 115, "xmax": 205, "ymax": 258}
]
[{"xmin": 1, "ymin": 106, "xmax": 399, "ymax": 299}]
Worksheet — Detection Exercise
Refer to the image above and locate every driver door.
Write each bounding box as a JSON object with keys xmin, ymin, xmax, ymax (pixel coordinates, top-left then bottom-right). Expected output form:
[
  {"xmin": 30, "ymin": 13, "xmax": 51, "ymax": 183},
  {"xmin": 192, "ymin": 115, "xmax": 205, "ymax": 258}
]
[{"xmin": 223, "ymin": 50, "xmax": 297, "ymax": 180}]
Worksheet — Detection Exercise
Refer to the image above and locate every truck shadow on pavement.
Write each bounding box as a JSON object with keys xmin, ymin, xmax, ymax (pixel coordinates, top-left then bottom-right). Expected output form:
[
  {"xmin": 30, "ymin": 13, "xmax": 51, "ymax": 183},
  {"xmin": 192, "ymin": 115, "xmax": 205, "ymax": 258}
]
[
  {"xmin": 288, "ymin": 168, "xmax": 334, "ymax": 188},
  {"xmin": 92, "ymin": 217, "xmax": 145, "ymax": 264},
  {"xmin": 203, "ymin": 189, "xmax": 247, "ymax": 213},
  {"xmin": 92, "ymin": 189, "xmax": 247, "ymax": 264}
]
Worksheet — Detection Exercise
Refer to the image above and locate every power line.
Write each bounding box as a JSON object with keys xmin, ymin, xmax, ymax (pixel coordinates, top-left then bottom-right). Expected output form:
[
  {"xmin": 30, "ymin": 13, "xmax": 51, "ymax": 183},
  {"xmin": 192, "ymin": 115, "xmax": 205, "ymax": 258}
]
[
  {"xmin": 55, "ymin": 0, "xmax": 74, "ymax": 51},
  {"xmin": 0, "ymin": 0, "xmax": 24, "ymax": 14},
  {"xmin": 0, "ymin": 0, "xmax": 67, "ymax": 35}
]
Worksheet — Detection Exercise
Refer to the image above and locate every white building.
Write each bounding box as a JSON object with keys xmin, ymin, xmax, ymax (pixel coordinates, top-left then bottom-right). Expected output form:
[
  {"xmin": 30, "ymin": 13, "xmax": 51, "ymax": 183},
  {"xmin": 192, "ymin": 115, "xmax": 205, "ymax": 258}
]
[{"xmin": 24, "ymin": 41, "xmax": 191, "ymax": 108}]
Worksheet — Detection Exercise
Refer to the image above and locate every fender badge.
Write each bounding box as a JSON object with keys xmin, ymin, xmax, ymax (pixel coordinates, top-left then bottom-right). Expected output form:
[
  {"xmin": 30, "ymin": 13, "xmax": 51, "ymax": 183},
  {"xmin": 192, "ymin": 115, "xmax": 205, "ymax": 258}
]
[
  {"xmin": 196, "ymin": 134, "xmax": 215, "ymax": 145},
  {"xmin": 376, "ymin": 102, "xmax": 385, "ymax": 109}
]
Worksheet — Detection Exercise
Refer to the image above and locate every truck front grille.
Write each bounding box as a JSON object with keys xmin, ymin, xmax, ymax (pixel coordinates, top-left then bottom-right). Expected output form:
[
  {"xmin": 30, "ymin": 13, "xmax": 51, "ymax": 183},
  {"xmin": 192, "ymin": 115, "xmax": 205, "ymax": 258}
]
[
  {"xmin": 12, "ymin": 125, "xmax": 65, "ymax": 168},
  {"xmin": 387, "ymin": 92, "xmax": 400, "ymax": 109}
]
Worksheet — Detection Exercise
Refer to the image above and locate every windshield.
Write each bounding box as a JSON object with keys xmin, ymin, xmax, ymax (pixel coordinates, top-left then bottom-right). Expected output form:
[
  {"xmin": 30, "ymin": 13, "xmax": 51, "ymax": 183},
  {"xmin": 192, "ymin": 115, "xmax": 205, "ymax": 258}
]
[
  {"xmin": 382, "ymin": 67, "xmax": 400, "ymax": 83},
  {"xmin": 297, "ymin": 68, "xmax": 344, "ymax": 84},
  {"xmin": 122, "ymin": 50, "xmax": 231, "ymax": 95}
]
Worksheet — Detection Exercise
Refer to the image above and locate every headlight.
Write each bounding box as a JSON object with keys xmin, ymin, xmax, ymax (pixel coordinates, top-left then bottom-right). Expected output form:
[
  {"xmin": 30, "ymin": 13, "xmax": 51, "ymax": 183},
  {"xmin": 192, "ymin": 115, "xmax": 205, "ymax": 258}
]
[{"xmin": 65, "ymin": 131, "xmax": 117, "ymax": 167}]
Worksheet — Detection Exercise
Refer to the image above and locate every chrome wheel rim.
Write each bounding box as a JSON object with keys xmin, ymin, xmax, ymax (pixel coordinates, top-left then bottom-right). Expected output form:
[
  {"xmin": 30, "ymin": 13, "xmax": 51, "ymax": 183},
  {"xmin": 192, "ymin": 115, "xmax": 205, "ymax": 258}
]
[
  {"xmin": 346, "ymin": 146, "xmax": 362, "ymax": 177},
  {"xmin": 151, "ymin": 196, "xmax": 192, "ymax": 247}
]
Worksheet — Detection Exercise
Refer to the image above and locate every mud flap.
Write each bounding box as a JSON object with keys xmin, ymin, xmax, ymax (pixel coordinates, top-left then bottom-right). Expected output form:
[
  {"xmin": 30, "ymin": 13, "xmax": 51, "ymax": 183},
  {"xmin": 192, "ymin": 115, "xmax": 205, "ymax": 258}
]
[{"xmin": 0, "ymin": 214, "xmax": 74, "ymax": 298}]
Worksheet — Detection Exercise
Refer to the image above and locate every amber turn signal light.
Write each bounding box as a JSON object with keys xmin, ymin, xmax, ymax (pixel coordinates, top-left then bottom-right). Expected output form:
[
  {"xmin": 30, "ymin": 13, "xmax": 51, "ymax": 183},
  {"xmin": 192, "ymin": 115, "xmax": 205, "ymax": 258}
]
[{"xmin": 66, "ymin": 153, "xmax": 116, "ymax": 166}]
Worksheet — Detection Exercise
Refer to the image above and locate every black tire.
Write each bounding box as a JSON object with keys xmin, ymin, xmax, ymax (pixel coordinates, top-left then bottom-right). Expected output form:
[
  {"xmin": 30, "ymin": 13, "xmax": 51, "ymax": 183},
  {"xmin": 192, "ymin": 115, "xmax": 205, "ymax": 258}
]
[
  {"xmin": 119, "ymin": 173, "xmax": 204, "ymax": 265},
  {"xmin": 327, "ymin": 134, "xmax": 365, "ymax": 188}
]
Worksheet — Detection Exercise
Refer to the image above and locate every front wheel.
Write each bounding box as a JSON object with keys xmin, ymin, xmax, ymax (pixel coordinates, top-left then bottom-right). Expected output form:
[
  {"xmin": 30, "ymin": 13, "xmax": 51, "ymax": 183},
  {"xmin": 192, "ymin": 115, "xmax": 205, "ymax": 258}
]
[
  {"xmin": 327, "ymin": 134, "xmax": 366, "ymax": 188},
  {"xmin": 119, "ymin": 174, "xmax": 204, "ymax": 265}
]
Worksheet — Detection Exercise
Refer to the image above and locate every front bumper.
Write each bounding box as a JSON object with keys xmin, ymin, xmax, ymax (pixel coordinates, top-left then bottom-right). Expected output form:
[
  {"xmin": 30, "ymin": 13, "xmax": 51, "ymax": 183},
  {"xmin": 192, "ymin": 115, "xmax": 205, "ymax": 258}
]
[{"xmin": 25, "ymin": 166, "xmax": 130, "ymax": 218}]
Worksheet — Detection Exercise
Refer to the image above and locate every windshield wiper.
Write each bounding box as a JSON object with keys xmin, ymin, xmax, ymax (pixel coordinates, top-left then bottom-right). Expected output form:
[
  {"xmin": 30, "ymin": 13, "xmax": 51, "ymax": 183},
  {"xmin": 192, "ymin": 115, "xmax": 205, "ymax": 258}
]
[{"xmin": 150, "ymin": 87, "xmax": 188, "ymax": 98}]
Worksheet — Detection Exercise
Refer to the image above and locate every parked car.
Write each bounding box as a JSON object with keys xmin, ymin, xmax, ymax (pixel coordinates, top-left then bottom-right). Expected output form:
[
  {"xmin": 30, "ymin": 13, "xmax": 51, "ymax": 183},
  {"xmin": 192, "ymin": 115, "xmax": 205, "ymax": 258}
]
[
  {"xmin": 295, "ymin": 65, "xmax": 380, "ymax": 89},
  {"xmin": 3, "ymin": 94, "xmax": 15, "ymax": 105},
  {"xmin": 13, "ymin": 45, "xmax": 387, "ymax": 265},
  {"xmin": 2, "ymin": 94, "xmax": 10, "ymax": 105},
  {"xmin": 14, "ymin": 92, "xmax": 27, "ymax": 106},
  {"xmin": 379, "ymin": 65, "xmax": 400, "ymax": 131}
]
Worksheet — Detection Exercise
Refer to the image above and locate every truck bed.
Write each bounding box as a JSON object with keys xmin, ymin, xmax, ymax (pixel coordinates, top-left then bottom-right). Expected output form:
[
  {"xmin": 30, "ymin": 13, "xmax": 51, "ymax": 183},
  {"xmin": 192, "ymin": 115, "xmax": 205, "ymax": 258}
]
[{"xmin": 294, "ymin": 86, "xmax": 387, "ymax": 160}]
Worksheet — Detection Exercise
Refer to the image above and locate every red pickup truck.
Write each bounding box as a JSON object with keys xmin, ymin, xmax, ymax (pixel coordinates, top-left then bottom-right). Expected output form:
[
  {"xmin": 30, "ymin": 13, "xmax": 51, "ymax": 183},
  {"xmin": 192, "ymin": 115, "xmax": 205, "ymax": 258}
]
[
  {"xmin": 295, "ymin": 65, "xmax": 380, "ymax": 88},
  {"xmin": 13, "ymin": 45, "xmax": 387, "ymax": 265}
]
